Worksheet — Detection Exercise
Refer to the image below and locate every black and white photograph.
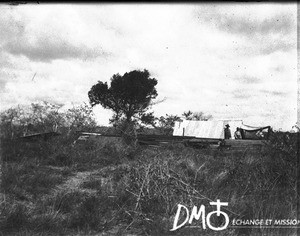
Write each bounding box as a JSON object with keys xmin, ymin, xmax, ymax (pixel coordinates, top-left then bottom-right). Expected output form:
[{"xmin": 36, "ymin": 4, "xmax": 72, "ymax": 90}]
[{"xmin": 0, "ymin": 2, "xmax": 299, "ymax": 235}]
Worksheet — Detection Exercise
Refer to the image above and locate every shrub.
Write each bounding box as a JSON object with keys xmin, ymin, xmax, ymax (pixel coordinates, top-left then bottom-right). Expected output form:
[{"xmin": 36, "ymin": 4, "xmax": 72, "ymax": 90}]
[{"xmin": 118, "ymin": 137, "xmax": 298, "ymax": 235}]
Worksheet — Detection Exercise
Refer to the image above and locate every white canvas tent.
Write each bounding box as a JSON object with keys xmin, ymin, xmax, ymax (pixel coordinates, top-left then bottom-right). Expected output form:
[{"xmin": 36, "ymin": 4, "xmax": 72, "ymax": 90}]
[
  {"xmin": 173, "ymin": 120, "xmax": 269, "ymax": 139},
  {"xmin": 173, "ymin": 120, "xmax": 226, "ymax": 139}
]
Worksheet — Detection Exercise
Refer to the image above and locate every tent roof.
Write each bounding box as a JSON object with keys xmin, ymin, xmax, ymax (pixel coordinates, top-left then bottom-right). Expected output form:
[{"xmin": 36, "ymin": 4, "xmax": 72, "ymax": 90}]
[
  {"xmin": 173, "ymin": 120, "xmax": 270, "ymax": 139},
  {"xmin": 240, "ymin": 124, "xmax": 270, "ymax": 131},
  {"xmin": 173, "ymin": 120, "xmax": 243, "ymax": 139}
]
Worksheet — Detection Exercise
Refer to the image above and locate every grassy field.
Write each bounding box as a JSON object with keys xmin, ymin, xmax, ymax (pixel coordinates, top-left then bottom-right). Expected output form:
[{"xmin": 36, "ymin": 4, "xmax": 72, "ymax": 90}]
[{"xmin": 0, "ymin": 132, "xmax": 298, "ymax": 235}]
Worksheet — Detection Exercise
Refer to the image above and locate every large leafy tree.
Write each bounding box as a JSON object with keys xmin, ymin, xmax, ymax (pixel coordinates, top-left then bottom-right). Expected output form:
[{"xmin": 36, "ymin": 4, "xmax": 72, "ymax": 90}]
[{"xmin": 88, "ymin": 69, "xmax": 158, "ymax": 124}]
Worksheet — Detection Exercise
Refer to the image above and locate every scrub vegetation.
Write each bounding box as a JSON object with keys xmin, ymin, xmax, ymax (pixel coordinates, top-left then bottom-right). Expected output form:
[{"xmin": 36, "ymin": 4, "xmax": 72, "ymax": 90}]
[
  {"xmin": 1, "ymin": 70, "xmax": 298, "ymax": 235},
  {"xmin": 0, "ymin": 102, "xmax": 298, "ymax": 235}
]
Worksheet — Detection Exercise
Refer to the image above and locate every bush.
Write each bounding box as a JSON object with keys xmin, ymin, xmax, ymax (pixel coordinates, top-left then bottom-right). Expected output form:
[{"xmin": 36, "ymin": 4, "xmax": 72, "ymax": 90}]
[{"xmin": 117, "ymin": 137, "xmax": 298, "ymax": 235}]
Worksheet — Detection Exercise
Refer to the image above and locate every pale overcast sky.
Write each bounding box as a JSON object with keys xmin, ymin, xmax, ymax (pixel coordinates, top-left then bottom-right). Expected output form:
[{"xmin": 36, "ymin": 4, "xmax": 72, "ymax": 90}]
[{"xmin": 0, "ymin": 3, "xmax": 297, "ymax": 130}]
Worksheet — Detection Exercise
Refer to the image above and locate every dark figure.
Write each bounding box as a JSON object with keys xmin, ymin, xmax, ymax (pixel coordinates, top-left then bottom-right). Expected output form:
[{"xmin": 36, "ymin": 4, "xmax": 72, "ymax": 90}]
[
  {"xmin": 224, "ymin": 124, "xmax": 231, "ymax": 139},
  {"xmin": 234, "ymin": 127, "xmax": 242, "ymax": 139}
]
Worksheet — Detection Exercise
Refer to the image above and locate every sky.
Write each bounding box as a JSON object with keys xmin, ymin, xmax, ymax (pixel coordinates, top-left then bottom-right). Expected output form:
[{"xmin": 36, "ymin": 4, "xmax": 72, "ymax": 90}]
[{"xmin": 0, "ymin": 3, "xmax": 298, "ymax": 131}]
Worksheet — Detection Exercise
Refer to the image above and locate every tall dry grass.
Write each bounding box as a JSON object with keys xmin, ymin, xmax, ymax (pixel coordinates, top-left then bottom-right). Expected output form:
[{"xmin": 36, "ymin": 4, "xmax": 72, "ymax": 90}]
[{"xmin": 0, "ymin": 131, "xmax": 298, "ymax": 235}]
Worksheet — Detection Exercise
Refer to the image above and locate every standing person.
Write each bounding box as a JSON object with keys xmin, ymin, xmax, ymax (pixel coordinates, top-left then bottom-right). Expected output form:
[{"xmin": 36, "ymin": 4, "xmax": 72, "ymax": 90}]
[
  {"xmin": 224, "ymin": 124, "xmax": 231, "ymax": 139},
  {"xmin": 234, "ymin": 127, "xmax": 242, "ymax": 139}
]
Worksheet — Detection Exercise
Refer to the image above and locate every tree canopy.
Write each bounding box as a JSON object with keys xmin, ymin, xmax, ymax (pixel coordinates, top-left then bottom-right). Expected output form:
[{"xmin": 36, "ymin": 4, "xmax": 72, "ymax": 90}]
[
  {"xmin": 88, "ymin": 69, "xmax": 158, "ymax": 124},
  {"xmin": 182, "ymin": 110, "xmax": 212, "ymax": 121},
  {"xmin": 0, "ymin": 102, "xmax": 96, "ymax": 139}
]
